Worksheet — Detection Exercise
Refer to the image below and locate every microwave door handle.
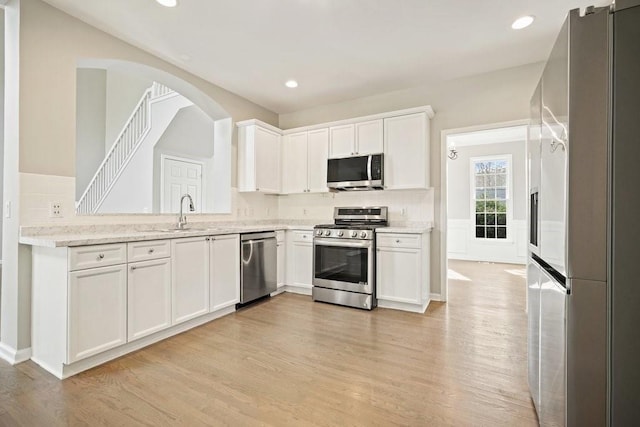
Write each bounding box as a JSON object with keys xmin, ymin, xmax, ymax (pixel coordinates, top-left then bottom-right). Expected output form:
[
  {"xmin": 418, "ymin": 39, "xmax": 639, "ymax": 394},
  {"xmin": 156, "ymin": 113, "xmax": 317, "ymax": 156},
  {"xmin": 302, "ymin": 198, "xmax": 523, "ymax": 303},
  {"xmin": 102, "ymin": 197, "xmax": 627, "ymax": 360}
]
[{"xmin": 367, "ymin": 155, "xmax": 372, "ymax": 181}]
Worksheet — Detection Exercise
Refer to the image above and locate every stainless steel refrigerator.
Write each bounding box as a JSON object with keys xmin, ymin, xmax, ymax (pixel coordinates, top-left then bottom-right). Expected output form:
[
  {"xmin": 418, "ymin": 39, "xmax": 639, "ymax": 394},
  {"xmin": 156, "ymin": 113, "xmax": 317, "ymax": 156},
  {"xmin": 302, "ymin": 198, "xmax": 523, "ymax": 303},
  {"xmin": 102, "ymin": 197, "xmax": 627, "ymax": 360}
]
[{"xmin": 528, "ymin": 1, "xmax": 640, "ymax": 425}]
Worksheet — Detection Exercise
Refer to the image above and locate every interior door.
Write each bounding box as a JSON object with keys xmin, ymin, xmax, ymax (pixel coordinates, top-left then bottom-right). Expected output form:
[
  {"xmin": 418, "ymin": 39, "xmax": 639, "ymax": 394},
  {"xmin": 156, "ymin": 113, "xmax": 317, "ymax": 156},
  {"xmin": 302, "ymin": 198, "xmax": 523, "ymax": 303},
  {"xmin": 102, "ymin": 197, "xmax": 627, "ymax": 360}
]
[{"xmin": 162, "ymin": 157, "xmax": 202, "ymax": 213}]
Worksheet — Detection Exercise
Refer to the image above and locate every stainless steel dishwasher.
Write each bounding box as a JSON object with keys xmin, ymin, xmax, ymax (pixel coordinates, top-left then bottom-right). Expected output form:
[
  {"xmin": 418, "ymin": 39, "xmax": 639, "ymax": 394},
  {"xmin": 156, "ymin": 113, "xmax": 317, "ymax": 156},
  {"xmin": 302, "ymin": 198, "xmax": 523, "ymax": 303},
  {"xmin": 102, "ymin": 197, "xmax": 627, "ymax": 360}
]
[{"xmin": 240, "ymin": 231, "xmax": 277, "ymax": 305}]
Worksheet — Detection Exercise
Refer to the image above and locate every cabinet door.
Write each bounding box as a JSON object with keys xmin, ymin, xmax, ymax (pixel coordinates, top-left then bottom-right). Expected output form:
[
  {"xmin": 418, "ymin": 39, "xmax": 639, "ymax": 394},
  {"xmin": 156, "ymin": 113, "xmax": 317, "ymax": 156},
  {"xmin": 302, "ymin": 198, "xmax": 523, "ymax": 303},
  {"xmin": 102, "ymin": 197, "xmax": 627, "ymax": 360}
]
[
  {"xmin": 128, "ymin": 258, "xmax": 172, "ymax": 341},
  {"xmin": 68, "ymin": 264, "xmax": 127, "ymax": 363},
  {"xmin": 307, "ymin": 128, "xmax": 329, "ymax": 193},
  {"xmin": 329, "ymin": 124, "xmax": 355, "ymax": 158},
  {"xmin": 384, "ymin": 113, "xmax": 428, "ymax": 189},
  {"xmin": 277, "ymin": 241, "xmax": 285, "ymax": 289},
  {"xmin": 355, "ymin": 119, "xmax": 383, "ymax": 155},
  {"xmin": 282, "ymin": 132, "xmax": 308, "ymax": 194},
  {"xmin": 255, "ymin": 126, "xmax": 281, "ymax": 193},
  {"xmin": 376, "ymin": 247, "xmax": 421, "ymax": 304},
  {"xmin": 293, "ymin": 241, "xmax": 313, "ymax": 288},
  {"xmin": 210, "ymin": 234, "xmax": 240, "ymax": 312},
  {"xmin": 172, "ymin": 237, "xmax": 210, "ymax": 324}
]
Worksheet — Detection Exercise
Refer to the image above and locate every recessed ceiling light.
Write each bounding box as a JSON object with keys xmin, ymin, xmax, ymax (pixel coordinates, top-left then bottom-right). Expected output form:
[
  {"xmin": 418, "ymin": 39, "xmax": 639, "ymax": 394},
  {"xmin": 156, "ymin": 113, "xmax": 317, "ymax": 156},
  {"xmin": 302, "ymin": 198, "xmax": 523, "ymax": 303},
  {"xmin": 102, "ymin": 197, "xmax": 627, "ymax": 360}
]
[
  {"xmin": 512, "ymin": 15, "xmax": 535, "ymax": 30},
  {"xmin": 156, "ymin": 0, "xmax": 177, "ymax": 7},
  {"xmin": 285, "ymin": 80, "xmax": 299, "ymax": 88}
]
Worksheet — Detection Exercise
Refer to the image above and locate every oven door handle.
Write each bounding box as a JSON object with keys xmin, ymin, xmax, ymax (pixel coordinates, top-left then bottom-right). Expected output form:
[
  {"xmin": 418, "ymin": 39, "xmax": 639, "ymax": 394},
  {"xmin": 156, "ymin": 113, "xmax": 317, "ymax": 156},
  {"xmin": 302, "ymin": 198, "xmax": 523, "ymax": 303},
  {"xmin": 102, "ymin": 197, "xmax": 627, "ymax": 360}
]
[{"xmin": 314, "ymin": 238, "xmax": 372, "ymax": 249}]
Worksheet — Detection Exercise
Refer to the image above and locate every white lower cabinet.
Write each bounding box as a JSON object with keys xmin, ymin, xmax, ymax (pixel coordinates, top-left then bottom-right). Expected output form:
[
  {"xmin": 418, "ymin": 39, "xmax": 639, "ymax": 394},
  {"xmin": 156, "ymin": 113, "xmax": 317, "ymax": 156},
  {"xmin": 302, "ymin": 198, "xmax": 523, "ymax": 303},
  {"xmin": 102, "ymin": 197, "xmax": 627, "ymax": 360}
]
[
  {"xmin": 286, "ymin": 230, "xmax": 313, "ymax": 292},
  {"xmin": 376, "ymin": 232, "xmax": 431, "ymax": 313},
  {"xmin": 171, "ymin": 237, "xmax": 210, "ymax": 324},
  {"xmin": 68, "ymin": 264, "xmax": 127, "ymax": 364},
  {"xmin": 276, "ymin": 231, "xmax": 285, "ymax": 290},
  {"xmin": 127, "ymin": 258, "xmax": 172, "ymax": 341},
  {"xmin": 209, "ymin": 234, "xmax": 240, "ymax": 311}
]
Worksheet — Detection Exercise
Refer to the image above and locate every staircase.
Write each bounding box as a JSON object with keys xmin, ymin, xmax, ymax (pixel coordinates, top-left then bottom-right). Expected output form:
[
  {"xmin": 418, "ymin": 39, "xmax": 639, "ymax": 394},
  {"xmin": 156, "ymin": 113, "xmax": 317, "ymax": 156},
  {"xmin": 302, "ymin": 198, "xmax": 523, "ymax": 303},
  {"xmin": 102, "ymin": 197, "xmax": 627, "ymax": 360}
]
[{"xmin": 77, "ymin": 83, "xmax": 183, "ymax": 214}]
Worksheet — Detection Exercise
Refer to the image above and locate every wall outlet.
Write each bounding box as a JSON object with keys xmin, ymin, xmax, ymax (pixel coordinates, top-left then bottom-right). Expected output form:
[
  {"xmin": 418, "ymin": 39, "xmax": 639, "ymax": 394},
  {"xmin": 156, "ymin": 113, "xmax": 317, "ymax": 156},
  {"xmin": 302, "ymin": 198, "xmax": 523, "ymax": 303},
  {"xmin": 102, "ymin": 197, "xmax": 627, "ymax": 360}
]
[{"xmin": 50, "ymin": 202, "xmax": 62, "ymax": 218}]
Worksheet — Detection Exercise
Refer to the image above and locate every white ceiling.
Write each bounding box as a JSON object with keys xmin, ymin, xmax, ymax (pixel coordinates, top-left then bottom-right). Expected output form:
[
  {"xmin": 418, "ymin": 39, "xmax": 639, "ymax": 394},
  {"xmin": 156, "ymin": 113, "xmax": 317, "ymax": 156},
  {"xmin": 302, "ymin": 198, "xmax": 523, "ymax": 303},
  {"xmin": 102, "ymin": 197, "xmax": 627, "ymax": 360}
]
[{"xmin": 42, "ymin": 0, "xmax": 611, "ymax": 114}]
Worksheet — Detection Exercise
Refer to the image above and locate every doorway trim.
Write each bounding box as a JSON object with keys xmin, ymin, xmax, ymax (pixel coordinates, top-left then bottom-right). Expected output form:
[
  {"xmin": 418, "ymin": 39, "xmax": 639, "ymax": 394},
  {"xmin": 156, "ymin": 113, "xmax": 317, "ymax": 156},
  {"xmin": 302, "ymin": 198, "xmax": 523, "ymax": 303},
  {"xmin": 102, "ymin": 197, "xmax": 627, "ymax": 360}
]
[
  {"xmin": 440, "ymin": 119, "xmax": 529, "ymax": 302},
  {"xmin": 159, "ymin": 154, "xmax": 206, "ymax": 214}
]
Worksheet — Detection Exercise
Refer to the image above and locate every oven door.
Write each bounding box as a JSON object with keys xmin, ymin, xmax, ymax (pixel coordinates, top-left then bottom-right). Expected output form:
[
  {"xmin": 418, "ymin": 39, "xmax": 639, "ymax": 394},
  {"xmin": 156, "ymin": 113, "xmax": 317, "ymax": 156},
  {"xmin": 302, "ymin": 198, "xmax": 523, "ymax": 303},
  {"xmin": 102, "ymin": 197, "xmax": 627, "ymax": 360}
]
[{"xmin": 313, "ymin": 237, "xmax": 374, "ymax": 294}]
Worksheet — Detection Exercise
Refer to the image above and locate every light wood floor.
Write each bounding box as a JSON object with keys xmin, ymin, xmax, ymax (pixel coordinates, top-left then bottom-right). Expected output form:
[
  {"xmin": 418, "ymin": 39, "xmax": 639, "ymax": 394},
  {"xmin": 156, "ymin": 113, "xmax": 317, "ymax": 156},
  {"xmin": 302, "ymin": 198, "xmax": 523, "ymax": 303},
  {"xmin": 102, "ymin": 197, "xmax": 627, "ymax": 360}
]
[{"xmin": 0, "ymin": 260, "xmax": 537, "ymax": 426}]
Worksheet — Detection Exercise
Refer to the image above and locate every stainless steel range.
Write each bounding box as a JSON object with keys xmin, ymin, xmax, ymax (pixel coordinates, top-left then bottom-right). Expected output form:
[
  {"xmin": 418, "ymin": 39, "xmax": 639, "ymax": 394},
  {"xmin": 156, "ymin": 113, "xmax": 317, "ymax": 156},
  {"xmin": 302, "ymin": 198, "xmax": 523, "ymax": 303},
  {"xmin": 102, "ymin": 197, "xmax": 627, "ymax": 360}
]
[{"xmin": 312, "ymin": 206, "xmax": 388, "ymax": 310}]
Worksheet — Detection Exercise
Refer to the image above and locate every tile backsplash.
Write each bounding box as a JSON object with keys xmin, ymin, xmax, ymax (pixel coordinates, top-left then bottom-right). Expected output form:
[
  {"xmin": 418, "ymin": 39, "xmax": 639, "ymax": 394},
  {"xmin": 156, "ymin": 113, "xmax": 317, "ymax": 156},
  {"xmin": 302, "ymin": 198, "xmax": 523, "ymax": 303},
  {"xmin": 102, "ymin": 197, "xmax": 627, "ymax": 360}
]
[{"xmin": 277, "ymin": 189, "xmax": 434, "ymax": 224}]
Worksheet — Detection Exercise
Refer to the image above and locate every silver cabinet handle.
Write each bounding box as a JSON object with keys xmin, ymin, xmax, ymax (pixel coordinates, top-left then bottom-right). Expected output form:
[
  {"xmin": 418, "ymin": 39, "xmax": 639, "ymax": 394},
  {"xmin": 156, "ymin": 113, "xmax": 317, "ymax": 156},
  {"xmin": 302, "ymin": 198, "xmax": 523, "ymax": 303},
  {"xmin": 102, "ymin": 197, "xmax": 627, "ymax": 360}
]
[{"xmin": 97, "ymin": 254, "xmax": 105, "ymax": 260}]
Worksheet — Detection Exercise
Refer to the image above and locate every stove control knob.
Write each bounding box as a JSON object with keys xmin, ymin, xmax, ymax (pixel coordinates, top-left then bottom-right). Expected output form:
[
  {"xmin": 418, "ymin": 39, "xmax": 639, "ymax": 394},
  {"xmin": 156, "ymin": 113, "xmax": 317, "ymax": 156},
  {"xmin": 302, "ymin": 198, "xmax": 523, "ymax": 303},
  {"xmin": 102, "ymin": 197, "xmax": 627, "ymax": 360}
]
[
  {"xmin": 316, "ymin": 229, "xmax": 323, "ymax": 236},
  {"xmin": 360, "ymin": 231, "xmax": 367, "ymax": 239},
  {"xmin": 324, "ymin": 230, "xmax": 331, "ymax": 236},
  {"xmin": 351, "ymin": 231, "xmax": 358, "ymax": 238},
  {"xmin": 337, "ymin": 231, "xmax": 344, "ymax": 237}
]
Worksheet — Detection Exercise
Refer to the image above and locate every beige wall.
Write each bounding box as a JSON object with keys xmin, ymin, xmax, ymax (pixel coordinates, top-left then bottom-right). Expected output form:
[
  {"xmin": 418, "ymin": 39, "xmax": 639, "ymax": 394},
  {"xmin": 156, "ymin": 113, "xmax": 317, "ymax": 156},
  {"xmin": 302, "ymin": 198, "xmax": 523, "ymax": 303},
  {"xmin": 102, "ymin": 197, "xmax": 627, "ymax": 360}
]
[
  {"xmin": 19, "ymin": 0, "xmax": 277, "ymax": 178},
  {"xmin": 279, "ymin": 62, "xmax": 544, "ymax": 296}
]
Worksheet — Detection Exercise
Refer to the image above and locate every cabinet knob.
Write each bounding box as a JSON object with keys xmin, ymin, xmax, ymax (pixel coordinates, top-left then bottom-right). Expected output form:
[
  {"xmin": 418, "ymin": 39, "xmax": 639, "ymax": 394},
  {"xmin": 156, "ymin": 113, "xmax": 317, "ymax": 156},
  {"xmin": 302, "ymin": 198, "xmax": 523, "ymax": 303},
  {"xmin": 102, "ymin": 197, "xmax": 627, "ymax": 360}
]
[
  {"xmin": 396, "ymin": 239, "xmax": 400, "ymax": 243},
  {"xmin": 148, "ymin": 248, "xmax": 155, "ymax": 254},
  {"xmin": 205, "ymin": 237, "xmax": 210, "ymax": 241},
  {"xmin": 130, "ymin": 266, "xmax": 137, "ymax": 271},
  {"xmin": 97, "ymin": 254, "xmax": 105, "ymax": 260},
  {"xmin": 256, "ymin": 188, "xmax": 260, "ymax": 191}
]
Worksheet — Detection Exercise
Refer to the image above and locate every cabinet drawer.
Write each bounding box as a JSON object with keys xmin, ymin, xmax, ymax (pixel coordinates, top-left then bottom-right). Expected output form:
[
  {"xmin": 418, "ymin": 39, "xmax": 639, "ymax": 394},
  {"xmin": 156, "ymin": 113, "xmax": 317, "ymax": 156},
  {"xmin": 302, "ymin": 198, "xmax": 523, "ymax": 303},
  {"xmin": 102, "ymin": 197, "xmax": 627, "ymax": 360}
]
[
  {"xmin": 69, "ymin": 243, "xmax": 127, "ymax": 271},
  {"xmin": 377, "ymin": 233, "xmax": 421, "ymax": 249},
  {"xmin": 128, "ymin": 240, "xmax": 171, "ymax": 262},
  {"xmin": 291, "ymin": 230, "xmax": 313, "ymax": 244}
]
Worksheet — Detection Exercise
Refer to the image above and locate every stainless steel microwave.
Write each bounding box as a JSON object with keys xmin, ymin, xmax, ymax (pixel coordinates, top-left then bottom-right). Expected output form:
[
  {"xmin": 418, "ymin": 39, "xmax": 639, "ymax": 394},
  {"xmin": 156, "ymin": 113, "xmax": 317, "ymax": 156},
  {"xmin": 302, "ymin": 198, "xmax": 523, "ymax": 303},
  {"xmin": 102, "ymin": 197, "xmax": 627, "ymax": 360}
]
[{"xmin": 326, "ymin": 154, "xmax": 384, "ymax": 191}]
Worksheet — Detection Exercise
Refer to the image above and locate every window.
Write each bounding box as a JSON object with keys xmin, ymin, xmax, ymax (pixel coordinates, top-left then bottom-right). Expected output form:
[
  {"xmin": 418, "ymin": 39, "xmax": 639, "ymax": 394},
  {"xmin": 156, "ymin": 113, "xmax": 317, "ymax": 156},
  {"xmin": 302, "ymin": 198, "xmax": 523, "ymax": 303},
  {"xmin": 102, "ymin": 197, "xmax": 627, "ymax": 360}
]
[{"xmin": 472, "ymin": 157, "xmax": 509, "ymax": 239}]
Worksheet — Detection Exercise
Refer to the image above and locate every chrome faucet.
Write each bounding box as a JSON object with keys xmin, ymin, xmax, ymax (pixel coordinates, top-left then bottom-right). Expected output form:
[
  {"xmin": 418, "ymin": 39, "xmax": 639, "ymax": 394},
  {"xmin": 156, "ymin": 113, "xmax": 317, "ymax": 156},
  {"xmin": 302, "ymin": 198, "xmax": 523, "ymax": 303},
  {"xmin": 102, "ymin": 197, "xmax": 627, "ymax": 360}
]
[{"xmin": 177, "ymin": 194, "xmax": 195, "ymax": 229}]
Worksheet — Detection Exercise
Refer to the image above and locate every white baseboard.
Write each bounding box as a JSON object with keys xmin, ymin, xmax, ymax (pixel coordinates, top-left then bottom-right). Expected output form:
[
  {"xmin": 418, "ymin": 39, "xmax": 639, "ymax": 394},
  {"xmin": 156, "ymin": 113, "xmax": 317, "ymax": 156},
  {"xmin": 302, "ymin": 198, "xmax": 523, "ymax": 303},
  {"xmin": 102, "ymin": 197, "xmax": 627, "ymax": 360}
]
[
  {"xmin": 378, "ymin": 298, "xmax": 430, "ymax": 314},
  {"xmin": 284, "ymin": 284, "xmax": 312, "ymax": 296},
  {"xmin": 270, "ymin": 287, "xmax": 286, "ymax": 296},
  {"xmin": 32, "ymin": 305, "xmax": 236, "ymax": 379},
  {"xmin": 0, "ymin": 342, "xmax": 32, "ymax": 365},
  {"xmin": 429, "ymin": 293, "xmax": 444, "ymax": 302}
]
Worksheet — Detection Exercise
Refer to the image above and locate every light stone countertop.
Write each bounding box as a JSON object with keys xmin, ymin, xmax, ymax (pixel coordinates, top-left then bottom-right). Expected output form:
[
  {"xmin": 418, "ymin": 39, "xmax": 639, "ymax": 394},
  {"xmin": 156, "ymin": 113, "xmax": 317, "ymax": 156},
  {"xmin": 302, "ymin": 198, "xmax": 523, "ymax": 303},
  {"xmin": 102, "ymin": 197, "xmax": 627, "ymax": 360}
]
[
  {"xmin": 19, "ymin": 220, "xmax": 432, "ymax": 248},
  {"xmin": 376, "ymin": 222, "xmax": 434, "ymax": 234},
  {"xmin": 19, "ymin": 221, "xmax": 318, "ymax": 248}
]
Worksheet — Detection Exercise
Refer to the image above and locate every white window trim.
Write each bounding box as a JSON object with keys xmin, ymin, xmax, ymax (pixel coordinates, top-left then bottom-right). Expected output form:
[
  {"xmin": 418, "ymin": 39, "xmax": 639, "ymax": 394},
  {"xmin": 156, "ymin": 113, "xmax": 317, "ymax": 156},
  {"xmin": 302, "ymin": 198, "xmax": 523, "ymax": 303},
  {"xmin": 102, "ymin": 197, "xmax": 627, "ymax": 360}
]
[{"xmin": 469, "ymin": 154, "xmax": 514, "ymax": 243}]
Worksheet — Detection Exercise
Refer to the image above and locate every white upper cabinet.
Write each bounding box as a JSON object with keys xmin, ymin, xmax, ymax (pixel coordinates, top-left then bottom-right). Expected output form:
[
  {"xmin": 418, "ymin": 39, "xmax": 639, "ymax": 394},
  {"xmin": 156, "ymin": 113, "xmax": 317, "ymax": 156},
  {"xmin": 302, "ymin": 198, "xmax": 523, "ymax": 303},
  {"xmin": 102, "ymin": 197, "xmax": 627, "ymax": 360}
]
[
  {"xmin": 306, "ymin": 129, "xmax": 329, "ymax": 193},
  {"xmin": 282, "ymin": 132, "xmax": 309, "ymax": 194},
  {"xmin": 240, "ymin": 106, "xmax": 432, "ymax": 193},
  {"xmin": 355, "ymin": 119, "xmax": 384, "ymax": 155},
  {"xmin": 383, "ymin": 112, "xmax": 430, "ymax": 190},
  {"xmin": 328, "ymin": 124, "xmax": 355, "ymax": 158},
  {"xmin": 237, "ymin": 121, "xmax": 281, "ymax": 193},
  {"xmin": 329, "ymin": 120, "xmax": 383, "ymax": 159},
  {"xmin": 282, "ymin": 128, "xmax": 329, "ymax": 194}
]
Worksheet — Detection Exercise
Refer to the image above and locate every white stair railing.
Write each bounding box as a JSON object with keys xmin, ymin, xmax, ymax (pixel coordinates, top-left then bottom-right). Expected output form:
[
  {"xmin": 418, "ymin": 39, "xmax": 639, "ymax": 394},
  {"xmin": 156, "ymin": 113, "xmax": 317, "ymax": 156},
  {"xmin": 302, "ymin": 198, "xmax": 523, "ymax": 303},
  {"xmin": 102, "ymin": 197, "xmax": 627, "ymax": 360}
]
[{"xmin": 77, "ymin": 83, "xmax": 175, "ymax": 214}]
